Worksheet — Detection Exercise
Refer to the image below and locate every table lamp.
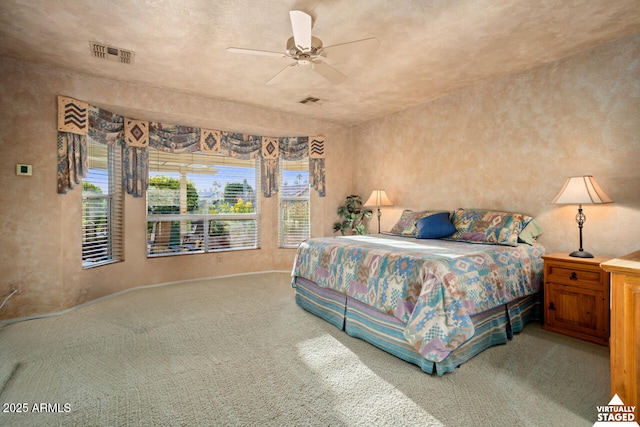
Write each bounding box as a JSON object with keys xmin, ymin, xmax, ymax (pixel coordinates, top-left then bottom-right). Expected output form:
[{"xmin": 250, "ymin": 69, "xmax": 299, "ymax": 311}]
[
  {"xmin": 552, "ymin": 176, "xmax": 612, "ymax": 258},
  {"xmin": 364, "ymin": 190, "xmax": 393, "ymax": 234}
]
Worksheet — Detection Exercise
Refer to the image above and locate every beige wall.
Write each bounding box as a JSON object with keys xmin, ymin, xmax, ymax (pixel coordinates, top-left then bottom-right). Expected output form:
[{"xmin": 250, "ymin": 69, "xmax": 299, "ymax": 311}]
[
  {"xmin": 2, "ymin": 33, "xmax": 639, "ymax": 321},
  {"xmin": 354, "ymin": 34, "xmax": 640, "ymax": 258},
  {"xmin": 0, "ymin": 57, "xmax": 355, "ymax": 320}
]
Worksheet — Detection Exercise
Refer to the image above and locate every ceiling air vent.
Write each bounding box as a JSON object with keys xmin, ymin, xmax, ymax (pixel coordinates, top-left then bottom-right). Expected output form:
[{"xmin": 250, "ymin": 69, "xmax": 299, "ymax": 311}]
[
  {"xmin": 90, "ymin": 41, "xmax": 135, "ymax": 64},
  {"xmin": 299, "ymin": 96, "xmax": 321, "ymax": 105}
]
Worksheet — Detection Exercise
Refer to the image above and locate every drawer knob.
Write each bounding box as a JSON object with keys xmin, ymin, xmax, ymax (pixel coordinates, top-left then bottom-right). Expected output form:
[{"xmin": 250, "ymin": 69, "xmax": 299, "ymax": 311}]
[
  {"xmin": 548, "ymin": 302, "xmax": 556, "ymax": 311},
  {"xmin": 570, "ymin": 272, "xmax": 578, "ymax": 280}
]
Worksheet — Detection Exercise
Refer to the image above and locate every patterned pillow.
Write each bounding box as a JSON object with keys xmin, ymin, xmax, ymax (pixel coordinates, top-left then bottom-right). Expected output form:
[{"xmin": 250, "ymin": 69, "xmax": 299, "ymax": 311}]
[
  {"xmin": 389, "ymin": 210, "xmax": 415, "ymax": 235},
  {"xmin": 518, "ymin": 218, "xmax": 544, "ymax": 245},
  {"xmin": 389, "ymin": 210, "xmax": 447, "ymax": 236},
  {"xmin": 448, "ymin": 209, "xmax": 533, "ymax": 246}
]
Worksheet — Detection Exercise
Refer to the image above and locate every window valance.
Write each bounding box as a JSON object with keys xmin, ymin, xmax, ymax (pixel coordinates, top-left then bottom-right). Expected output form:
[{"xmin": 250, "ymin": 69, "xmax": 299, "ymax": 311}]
[{"xmin": 56, "ymin": 96, "xmax": 325, "ymax": 198}]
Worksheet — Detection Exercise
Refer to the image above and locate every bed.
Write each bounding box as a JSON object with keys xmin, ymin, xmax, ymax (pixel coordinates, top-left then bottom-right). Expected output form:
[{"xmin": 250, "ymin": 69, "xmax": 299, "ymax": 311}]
[{"xmin": 291, "ymin": 208, "xmax": 546, "ymax": 375}]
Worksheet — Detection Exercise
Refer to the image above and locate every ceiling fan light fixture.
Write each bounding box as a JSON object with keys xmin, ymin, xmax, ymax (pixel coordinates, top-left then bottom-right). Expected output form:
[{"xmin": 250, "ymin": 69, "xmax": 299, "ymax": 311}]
[
  {"xmin": 286, "ymin": 36, "xmax": 323, "ymax": 56},
  {"xmin": 297, "ymin": 54, "xmax": 312, "ymax": 65}
]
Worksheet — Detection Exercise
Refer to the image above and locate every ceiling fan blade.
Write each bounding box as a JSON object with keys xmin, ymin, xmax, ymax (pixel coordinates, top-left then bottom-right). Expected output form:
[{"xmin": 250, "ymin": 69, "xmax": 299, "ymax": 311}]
[
  {"xmin": 289, "ymin": 10, "xmax": 312, "ymax": 51},
  {"xmin": 311, "ymin": 60, "xmax": 347, "ymax": 84},
  {"xmin": 321, "ymin": 37, "xmax": 380, "ymax": 60},
  {"xmin": 226, "ymin": 47, "xmax": 286, "ymax": 58},
  {"xmin": 266, "ymin": 62, "xmax": 298, "ymax": 85}
]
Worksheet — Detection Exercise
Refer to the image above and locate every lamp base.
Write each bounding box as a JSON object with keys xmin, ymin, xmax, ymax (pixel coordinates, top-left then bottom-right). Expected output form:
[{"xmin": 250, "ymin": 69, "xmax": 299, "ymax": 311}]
[{"xmin": 569, "ymin": 249, "xmax": 594, "ymax": 258}]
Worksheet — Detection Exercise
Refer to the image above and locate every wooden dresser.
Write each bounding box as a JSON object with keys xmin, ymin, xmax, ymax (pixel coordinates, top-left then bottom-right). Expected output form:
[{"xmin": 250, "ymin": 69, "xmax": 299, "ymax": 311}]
[
  {"xmin": 542, "ymin": 253, "xmax": 610, "ymax": 345},
  {"xmin": 601, "ymin": 251, "xmax": 640, "ymax": 420}
]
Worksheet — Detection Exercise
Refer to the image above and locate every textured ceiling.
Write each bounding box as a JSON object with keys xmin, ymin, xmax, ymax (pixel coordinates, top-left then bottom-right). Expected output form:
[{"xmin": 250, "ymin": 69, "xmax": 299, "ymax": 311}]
[{"xmin": 1, "ymin": 0, "xmax": 639, "ymax": 125}]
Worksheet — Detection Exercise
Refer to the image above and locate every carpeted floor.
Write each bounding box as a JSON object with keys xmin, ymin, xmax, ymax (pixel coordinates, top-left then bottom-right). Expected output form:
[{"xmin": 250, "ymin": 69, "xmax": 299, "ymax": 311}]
[{"xmin": 0, "ymin": 272, "xmax": 609, "ymax": 426}]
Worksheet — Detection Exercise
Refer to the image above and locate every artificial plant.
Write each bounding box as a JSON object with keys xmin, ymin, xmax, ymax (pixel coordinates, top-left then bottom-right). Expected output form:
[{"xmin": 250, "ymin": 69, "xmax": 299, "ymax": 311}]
[{"xmin": 333, "ymin": 194, "xmax": 373, "ymax": 235}]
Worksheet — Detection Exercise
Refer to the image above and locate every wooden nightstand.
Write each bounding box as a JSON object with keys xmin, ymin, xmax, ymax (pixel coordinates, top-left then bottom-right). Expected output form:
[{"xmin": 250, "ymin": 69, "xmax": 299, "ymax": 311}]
[{"xmin": 542, "ymin": 253, "xmax": 610, "ymax": 346}]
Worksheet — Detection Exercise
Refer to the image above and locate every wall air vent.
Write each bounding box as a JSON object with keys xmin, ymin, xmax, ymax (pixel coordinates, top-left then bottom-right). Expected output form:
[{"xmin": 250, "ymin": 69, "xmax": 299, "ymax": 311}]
[
  {"xmin": 299, "ymin": 96, "xmax": 321, "ymax": 105},
  {"xmin": 90, "ymin": 41, "xmax": 134, "ymax": 64}
]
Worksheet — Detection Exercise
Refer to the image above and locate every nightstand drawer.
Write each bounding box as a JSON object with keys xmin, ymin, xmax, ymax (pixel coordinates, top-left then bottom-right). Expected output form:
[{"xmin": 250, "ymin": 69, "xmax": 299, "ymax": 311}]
[{"xmin": 546, "ymin": 264, "xmax": 603, "ymax": 288}]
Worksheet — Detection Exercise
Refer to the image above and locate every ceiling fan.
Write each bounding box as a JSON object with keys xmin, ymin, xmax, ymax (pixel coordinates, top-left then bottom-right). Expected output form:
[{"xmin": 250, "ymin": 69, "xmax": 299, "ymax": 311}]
[{"xmin": 226, "ymin": 10, "xmax": 378, "ymax": 85}]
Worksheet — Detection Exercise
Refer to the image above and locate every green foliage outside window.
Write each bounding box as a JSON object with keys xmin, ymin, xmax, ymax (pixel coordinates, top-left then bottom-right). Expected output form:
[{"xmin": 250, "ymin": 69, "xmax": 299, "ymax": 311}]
[
  {"xmin": 82, "ymin": 182, "xmax": 103, "ymax": 194},
  {"xmin": 209, "ymin": 181, "xmax": 256, "ymax": 214},
  {"xmin": 82, "ymin": 181, "xmax": 109, "ymax": 262},
  {"xmin": 147, "ymin": 175, "xmax": 199, "ymax": 214}
]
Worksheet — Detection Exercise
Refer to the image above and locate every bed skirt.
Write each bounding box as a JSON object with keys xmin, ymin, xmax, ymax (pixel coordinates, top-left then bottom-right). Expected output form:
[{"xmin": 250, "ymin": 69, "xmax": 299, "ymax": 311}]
[{"xmin": 293, "ymin": 276, "xmax": 541, "ymax": 375}]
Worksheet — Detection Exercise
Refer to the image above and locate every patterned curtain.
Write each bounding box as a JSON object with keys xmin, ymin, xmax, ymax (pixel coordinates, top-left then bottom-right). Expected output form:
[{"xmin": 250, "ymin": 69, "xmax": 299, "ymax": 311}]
[
  {"xmin": 259, "ymin": 136, "xmax": 327, "ymax": 198},
  {"xmin": 57, "ymin": 132, "xmax": 87, "ymax": 194},
  {"xmin": 57, "ymin": 96, "xmax": 89, "ymax": 194},
  {"xmin": 149, "ymin": 123, "xmax": 201, "ymax": 153},
  {"xmin": 57, "ymin": 96, "xmax": 326, "ymax": 198},
  {"xmin": 220, "ymin": 132, "xmax": 262, "ymax": 159},
  {"xmin": 310, "ymin": 157, "xmax": 325, "ymax": 197},
  {"xmin": 86, "ymin": 106, "xmax": 152, "ymax": 198},
  {"xmin": 309, "ymin": 136, "xmax": 326, "ymax": 197},
  {"xmin": 122, "ymin": 145, "xmax": 148, "ymax": 197}
]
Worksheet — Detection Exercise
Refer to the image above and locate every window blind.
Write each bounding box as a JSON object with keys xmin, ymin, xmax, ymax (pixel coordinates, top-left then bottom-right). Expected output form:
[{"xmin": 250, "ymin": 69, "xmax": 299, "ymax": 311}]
[
  {"xmin": 146, "ymin": 149, "xmax": 260, "ymax": 256},
  {"xmin": 82, "ymin": 140, "xmax": 123, "ymax": 268},
  {"xmin": 279, "ymin": 158, "xmax": 310, "ymax": 248}
]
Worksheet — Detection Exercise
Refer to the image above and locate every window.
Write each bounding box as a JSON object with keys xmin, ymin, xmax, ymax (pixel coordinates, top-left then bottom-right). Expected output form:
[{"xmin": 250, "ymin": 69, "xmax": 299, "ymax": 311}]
[
  {"xmin": 146, "ymin": 149, "xmax": 260, "ymax": 256},
  {"xmin": 82, "ymin": 140, "xmax": 123, "ymax": 268},
  {"xmin": 279, "ymin": 158, "xmax": 310, "ymax": 247}
]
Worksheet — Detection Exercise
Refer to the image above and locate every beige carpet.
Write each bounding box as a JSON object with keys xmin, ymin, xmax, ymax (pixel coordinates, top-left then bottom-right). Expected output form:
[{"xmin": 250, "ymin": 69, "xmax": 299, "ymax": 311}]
[{"xmin": 0, "ymin": 272, "xmax": 609, "ymax": 426}]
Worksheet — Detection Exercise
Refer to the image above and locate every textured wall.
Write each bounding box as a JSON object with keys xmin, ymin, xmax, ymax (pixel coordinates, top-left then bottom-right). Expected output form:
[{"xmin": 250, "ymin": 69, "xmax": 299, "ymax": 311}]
[
  {"xmin": 2, "ymin": 33, "xmax": 639, "ymax": 321},
  {"xmin": 0, "ymin": 57, "xmax": 354, "ymax": 320},
  {"xmin": 354, "ymin": 34, "xmax": 640, "ymax": 258}
]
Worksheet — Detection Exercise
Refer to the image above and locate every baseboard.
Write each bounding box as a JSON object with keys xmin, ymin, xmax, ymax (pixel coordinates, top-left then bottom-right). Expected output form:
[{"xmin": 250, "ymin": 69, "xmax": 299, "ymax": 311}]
[{"xmin": 0, "ymin": 270, "xmax": 292, "ymax": 326}]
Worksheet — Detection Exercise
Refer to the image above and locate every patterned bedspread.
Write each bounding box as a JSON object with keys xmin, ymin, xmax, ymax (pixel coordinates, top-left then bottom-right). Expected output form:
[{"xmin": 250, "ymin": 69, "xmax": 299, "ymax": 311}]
[{"xmin": 292, "ymin": 235, "xmax": 545, "ymax": 362}]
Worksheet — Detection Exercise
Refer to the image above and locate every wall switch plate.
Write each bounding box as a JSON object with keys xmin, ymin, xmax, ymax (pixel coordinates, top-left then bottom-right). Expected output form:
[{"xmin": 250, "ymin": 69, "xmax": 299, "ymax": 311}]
[{"xmin": 16, "ymin": 164, "xmax": 32, "ymax": 176}]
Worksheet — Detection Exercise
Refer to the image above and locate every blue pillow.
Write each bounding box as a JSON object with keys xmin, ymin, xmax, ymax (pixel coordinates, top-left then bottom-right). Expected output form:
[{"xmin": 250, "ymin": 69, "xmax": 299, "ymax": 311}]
[{"xmin": 416, "ymin": 212, "xmax": 457, "ymax": 239}]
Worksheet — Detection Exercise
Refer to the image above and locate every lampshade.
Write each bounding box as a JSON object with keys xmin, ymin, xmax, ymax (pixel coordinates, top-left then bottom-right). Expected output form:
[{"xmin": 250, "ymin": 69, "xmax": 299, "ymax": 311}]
[
  {"xmin": 364, "ymin": 190, "xmax": 393, "ymax": 207},
  {"xmin": 552, "ymin": 176, "xmax": 613, "ymax": 205}
]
